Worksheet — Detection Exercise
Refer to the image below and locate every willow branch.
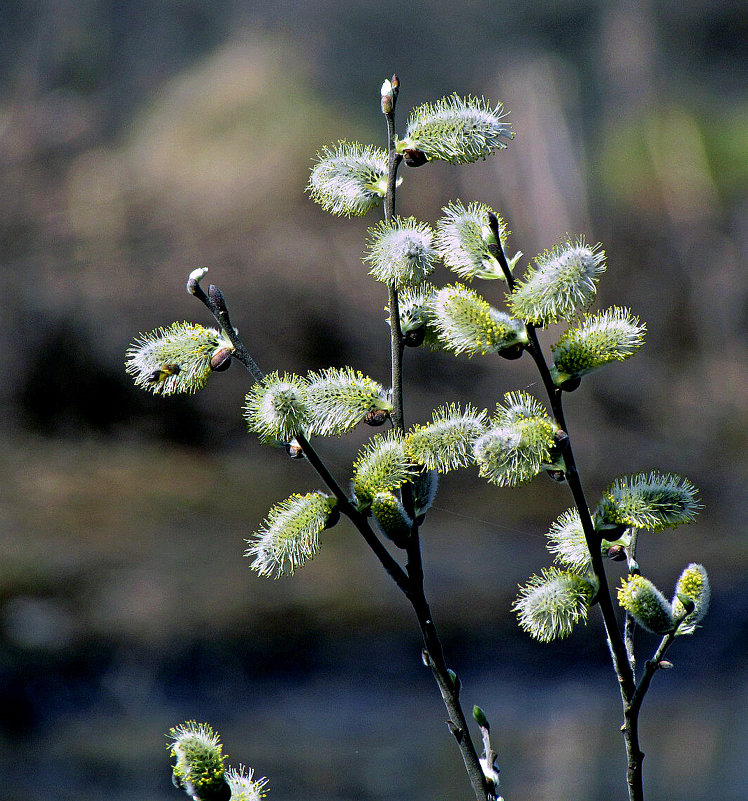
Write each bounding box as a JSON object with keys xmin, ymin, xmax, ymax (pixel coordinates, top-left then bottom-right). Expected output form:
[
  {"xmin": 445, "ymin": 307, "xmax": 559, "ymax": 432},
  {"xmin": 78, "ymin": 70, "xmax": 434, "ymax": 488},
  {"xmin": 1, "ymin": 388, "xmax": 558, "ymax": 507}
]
[
  {"xmin": 630, "ymin": 609, "xmax": 691, "ymax": 716},
  {"xmin": 382, "ymin": 75, "xmax": 405, "ymax": 433},
  {"xmin": 187, "ymin": 275, "xmax": 265, "ymax": 383},
  {"xmin": 493, "ymin": 234, "xmax": 636, "ymax": 700},
  {"xmin": 624, "ymin": 530, "xmax": 640, "ymax": 678},
  {"xmin": 188, "ymin": 276, "xmax": 411, "ymax": 594},
  {"xmin": 380, "ymin": 77, "xmax": 490, "ymax": 801},
  {"xmin": 623, "ymin": 611, "xmax": 690, "ymax": 801}
]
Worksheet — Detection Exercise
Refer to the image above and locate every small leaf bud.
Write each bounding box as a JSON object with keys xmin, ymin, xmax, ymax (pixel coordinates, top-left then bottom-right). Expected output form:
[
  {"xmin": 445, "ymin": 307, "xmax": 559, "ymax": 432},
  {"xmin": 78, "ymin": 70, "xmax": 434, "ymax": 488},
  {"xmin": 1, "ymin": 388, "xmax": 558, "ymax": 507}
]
[
  {"xmin": 208, "ymin": 284, "xmax": 226, "ymax": 309},
  {"xmin": 380, "ymin": 79, "xmax": 394, "ymax": 114},
  {"xmin": 403, "ymin": 325, "xmax": 426, "ymax": 347},
  {"xmin": 605, "ymin": 543, "xmax": 627, "ymax": 561},
  {"xmin": 658, "ymin": 660, "xmax": 674, "ymax": 670},
  {"xmin": 285, "ymin": 438, "xmax": 305, "ymax": 459},
  {"xmin": 187, "ymin": 266, "xmax": 209, "ymax": 294},
  {"xmin": 546, "ymin": 469, "xmax": 567, "ymax": 482},
  {"xmin": 210, "ymin": 346, "xmax": 233, "ymax": 372},
  {"xmin": 472, "ymin": 706, "xmax": 489, "ymax": 729},
  {"xmin": 402, "ymin": 147, "xmax": 429, "ymax": 167},
  {"xmin": 364, "ymin": 408, "xmax": 390, "ymax": 426}
]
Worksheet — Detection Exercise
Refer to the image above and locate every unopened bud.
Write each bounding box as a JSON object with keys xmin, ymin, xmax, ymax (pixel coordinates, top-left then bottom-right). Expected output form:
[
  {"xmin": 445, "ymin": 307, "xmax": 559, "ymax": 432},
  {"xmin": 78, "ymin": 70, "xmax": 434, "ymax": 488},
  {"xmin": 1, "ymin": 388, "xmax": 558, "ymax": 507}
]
[
  {"xmin": 617, "ymin": 574, "xmax": 675, "ymax": 635},
  {"xmin": 371, "ymin": 490, "xmax": 412, "ymax": 548},
  {"xmin": 285, "ymin": 438, "xmax": 305, "ymax": 459},
  {"xmin": 404, "ymin": 325, "xmax": 426, "ymax": 347},
  {"xmin": 658, "ymin": 660, "xmax": 674, "ymax": 670},
  {"xmin": 187, "ymin": 266, "xmax": 209, "ymax": 295},
  {"xmin": 210, "ymin": 347, "xmax": 233, "ymax": 372},
  {"xmin": 472, "ymin": 706, "xmax": 489, "ymax": 729},
  {"xmin": 364, "ymin": 408, "xmax": 390, "ymax": 427},
  {"xmin": 606, "ymin": 544, "xmax": 627, "ymax": 561},
  {"xmin": 402, "ymin": 148, "xmax": 429, "ymax": 167},
  {"xmin": 380, "ymin": 79, "xmax": 394, "ymax": 114}
]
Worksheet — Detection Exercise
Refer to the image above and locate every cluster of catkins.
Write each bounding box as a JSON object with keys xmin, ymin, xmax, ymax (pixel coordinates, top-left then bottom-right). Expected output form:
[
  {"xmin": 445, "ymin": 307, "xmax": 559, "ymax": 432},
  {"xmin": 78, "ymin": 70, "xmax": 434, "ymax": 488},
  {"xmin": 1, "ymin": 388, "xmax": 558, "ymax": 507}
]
[{"xmin": 127, "ymin": 85, "xmax": 708, "ymax": 675}]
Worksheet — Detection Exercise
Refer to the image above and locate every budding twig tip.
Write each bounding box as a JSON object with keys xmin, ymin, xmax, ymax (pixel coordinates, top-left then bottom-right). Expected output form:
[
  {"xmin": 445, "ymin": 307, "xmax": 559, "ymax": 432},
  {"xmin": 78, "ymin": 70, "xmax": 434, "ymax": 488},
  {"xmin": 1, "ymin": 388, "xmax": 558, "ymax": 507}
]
[{"xmin": 187, "ymin": 267, "xmax": 209, "ymax": 293}]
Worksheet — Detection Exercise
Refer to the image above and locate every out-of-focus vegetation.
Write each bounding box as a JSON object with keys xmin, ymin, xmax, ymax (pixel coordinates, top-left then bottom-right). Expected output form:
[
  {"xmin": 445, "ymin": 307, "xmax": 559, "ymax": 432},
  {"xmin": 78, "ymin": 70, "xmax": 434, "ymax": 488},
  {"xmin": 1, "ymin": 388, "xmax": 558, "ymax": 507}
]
[{"xmin": 1, "ymin": 1, "xmax": 746, "ymax": 799}]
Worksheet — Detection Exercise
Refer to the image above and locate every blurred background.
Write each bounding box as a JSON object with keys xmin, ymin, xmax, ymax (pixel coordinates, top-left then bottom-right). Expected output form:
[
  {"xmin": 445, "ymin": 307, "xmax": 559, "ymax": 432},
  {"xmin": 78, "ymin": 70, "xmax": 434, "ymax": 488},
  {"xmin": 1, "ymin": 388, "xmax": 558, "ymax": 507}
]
[{"xmin": 1, "ymin": 0, "xmax": 747, "ymax": 799}]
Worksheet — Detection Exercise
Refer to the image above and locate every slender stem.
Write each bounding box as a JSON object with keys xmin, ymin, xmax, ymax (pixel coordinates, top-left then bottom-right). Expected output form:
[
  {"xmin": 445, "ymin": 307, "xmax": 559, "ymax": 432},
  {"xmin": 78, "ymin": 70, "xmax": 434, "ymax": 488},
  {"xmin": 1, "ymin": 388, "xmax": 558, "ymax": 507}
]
[
  {"xmin": 187, "ymin": 277, "xmax": 265, "ymax": 383},
  {"xmin": 623, "ymin": 613, "xmax": 688, "ymax": 801},
  {"xmin": 383, "ymin": 78, "xmax": 405, "ymax": 432},
  {"xmin": 630, "ymin": 621, "xmax": 685, "ymax": 714},
  {"xmin": 380, "ymin": 77, "xmax": 490, "ymax": 801},
  {"xmin": 624, "ymin": 530, "xmax": 640, "ymax": 678},
  {"xmin": 189, "ymin": 276, "xmax": 412, "ymax": 595},
  {"xmin": 493, "ymin": 233, "xmax": 642, "ymax": 796},
  {"xmin": 294, "ymin": 431, "xmax": 411, "ymax": 594},
  {"xmin": 624, "ymin": 610, "xmax": 689, "ymax": 801},
  {"xmin": 410, "ymin": 581, "xmax": 493, "ymax": 801}
]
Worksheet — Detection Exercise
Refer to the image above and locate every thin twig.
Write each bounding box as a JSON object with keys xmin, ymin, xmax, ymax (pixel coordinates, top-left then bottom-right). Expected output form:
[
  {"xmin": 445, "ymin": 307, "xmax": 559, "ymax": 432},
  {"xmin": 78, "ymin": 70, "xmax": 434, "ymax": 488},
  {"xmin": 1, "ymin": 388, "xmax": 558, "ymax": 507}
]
[
  {"xmin": 382, "ymin": 75, "xmax": 405, "ymax": 433},
  {"xmin": 188, "ymin": 275, "xmax": 411, "ymax": 595},
  {"xmin": 380, "ymin": 76, "xmax": 491, "ymax": 801},
  {"xmin": 493, "ymin": 233, "xmax": 642, "ymax": 797},
  {"xmin": 187, "ymin": 275, "xmax": 265, "ymax": 383},
  {"xmin": 624, "ymin": 529, "xmax": 640, "ymax": 678}
]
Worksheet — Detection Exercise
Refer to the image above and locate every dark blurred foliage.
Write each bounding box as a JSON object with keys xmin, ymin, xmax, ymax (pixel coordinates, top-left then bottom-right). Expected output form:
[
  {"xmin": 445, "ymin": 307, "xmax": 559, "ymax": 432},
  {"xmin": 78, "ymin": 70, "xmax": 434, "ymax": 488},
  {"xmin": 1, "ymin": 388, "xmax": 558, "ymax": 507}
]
[{"xmin": 1, "ymin": 1, "xmax": 747, "ymax": 799}]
